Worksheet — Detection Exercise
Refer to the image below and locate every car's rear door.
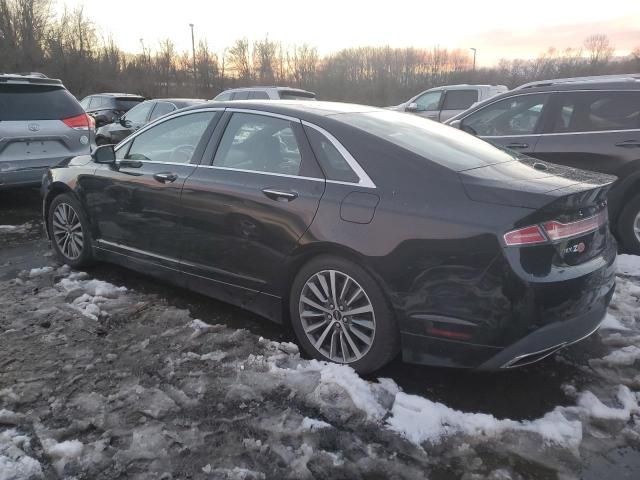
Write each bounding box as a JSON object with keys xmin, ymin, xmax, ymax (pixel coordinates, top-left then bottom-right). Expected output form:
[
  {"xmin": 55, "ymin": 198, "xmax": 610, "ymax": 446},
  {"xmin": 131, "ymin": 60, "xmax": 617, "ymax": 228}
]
[
  {"xmin": 532, "ymin": 90, "xmax": 640, "ymax": 176},
  {"xmin": 459, "ymin": 92, "xmax": 551, "ymax": 155},
  {"xmin": 439, "ymin": 89, "xmax": 479, "ymax": 122},
  {"xmin": 411, "ymin": 90, "xmax": 443, "ymax": 121},
  {"xmin": 178, "ymin": 109, "xmax": 325, "ymax": 306},
  {"xmin": 84, "ymin": 109, "xmax": 221, "ymax": 263}
]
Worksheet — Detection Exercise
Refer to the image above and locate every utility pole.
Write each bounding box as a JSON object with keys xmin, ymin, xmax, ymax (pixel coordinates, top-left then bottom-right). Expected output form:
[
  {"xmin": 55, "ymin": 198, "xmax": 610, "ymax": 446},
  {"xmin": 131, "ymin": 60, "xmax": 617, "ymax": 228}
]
[
  {"xmin": 189, "ymin": 24, "xmax": 196, "ymax": 94},
  {"xmin": 470, "ymin": 47, "xmax": 477, "ymax": 72}
]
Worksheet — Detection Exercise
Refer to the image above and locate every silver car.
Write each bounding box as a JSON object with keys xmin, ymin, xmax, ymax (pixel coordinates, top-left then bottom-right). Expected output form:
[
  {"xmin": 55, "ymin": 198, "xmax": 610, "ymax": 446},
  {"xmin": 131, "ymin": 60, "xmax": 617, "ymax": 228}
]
[
  {"xmin": 387, "ymin": 84, "xmax": 508, "ymax": 122},
  {"xmin": 213, "ymin": 86, "xmax": 316, "ymax": 101},
  {"xmin": 0, "ymin": 74, "xmax": 93, "ymax": 189}
]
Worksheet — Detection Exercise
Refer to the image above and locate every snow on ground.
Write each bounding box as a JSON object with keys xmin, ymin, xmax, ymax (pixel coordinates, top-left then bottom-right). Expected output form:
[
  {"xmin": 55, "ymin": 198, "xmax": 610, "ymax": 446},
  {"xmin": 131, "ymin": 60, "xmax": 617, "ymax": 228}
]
[{"xmin": 0, "ymin": 257, "xmax": 639, "ymax": 479}]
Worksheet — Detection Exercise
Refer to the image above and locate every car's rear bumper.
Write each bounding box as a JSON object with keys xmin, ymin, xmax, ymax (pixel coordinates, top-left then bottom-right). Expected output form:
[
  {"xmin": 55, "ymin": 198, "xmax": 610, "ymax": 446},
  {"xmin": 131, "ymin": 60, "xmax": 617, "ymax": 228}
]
[
  {"xmin": 0, "ymin": 167, "xmax": 48, "ymax": 189},
  {"xmin": 401, "ymin": 284, "xmax": 613, "ymax": 369}
]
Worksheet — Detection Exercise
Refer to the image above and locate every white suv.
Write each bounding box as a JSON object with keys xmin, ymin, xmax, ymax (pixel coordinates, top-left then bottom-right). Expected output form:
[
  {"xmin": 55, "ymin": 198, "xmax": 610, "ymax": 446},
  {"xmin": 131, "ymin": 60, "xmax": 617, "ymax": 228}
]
[
  {"xmin": 388, "ymin": 84, "xmax": 508, "ymax": 122},
  {"xmin": 213, "ymin": 86, "xmax": 316, "ymax": 101}
]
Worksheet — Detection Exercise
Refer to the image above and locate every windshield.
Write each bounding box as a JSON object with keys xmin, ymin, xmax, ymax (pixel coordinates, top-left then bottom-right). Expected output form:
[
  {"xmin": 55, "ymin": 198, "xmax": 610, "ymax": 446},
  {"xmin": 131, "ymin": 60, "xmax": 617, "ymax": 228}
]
[{"xmin": 334, "ymin": 110, "xmax": 515, "ymax": 171}]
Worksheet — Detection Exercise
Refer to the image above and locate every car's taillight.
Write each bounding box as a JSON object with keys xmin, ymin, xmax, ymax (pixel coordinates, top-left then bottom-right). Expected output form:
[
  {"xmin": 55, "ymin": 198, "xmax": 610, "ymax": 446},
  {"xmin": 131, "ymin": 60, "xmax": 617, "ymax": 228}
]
[
  {"xmin": 542, "ymin": 210, "xmax": 607, "ymax": 241},
  {"xmin": 504, "ymin": 225, "xmax": 547, "ymax": 246},
  {"xmin": 63, "ymin": 113, "xmax": 94, "ymax": 130},
  {"xmin": 504, "ymin": 210, "xmax": 607, "ymax": 246}
]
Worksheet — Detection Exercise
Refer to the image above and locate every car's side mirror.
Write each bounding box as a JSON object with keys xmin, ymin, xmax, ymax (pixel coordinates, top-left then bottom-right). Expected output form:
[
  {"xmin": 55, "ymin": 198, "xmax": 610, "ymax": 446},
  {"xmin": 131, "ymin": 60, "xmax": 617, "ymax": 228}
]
[
  {"xmin": 406, "ymin": 102, "xmax": 418, "ymax": 112},
  {"xmin": 93, "ymin": 144, "xmax": 116, "ymax": 164}
]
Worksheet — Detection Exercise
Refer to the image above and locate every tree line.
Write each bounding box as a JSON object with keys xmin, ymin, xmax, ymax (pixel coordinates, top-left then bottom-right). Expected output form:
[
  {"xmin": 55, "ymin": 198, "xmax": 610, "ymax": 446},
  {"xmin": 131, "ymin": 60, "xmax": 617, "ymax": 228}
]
[{"xmin": 1, "ymin": 0, "xmax": 639, "ymax": 106}]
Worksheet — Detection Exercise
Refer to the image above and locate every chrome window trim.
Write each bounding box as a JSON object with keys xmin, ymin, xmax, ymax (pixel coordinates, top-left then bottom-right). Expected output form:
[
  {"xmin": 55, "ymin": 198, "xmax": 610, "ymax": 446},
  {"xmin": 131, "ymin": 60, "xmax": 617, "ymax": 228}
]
[
  {"xmin": 482, "ymin": 128, "xmax": 640, "ymax": 139},
  {"xmin": 301, "ymin": 120, "xmax": 376, "ymax": 189},
  {"xmin": 114, "ymin": 107, "xmax": 226, "ymax": 154},
  {"xmin": 226, "ymin": 107, "xmax": 300, "ymax": 122},
  {"xmin": 116, "ymin": 159, "xmax": 197, "ymax": 167},
  {"xmin": 195, "ymin": 164, "xmax": 325, "ymax": 183}
]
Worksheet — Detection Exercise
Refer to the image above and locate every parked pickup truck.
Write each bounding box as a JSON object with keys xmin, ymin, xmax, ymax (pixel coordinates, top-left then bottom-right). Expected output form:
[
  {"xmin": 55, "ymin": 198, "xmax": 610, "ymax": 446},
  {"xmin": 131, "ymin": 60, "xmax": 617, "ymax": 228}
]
[{"xmin": 387, "ymin": 84, "xmax": 508, "ymax": 122}]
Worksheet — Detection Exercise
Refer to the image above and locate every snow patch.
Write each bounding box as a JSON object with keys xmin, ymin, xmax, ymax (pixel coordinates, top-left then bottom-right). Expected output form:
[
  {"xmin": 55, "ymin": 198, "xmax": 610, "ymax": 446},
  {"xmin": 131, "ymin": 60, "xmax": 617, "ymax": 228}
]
[
  {"xmin": 600, "ymin": 312, "xmax": 630, "ymax": 331},
  {"xmin": 600, "ymin": 345, "xmax": 640, "ymax": 366},
  {"xmin": 618, "ymin": 254, "xmax": 640, "ymax": 276},
  {"xmin": 28, "ymin": 266, "xmax": 53, "ymax": 278},
  {"xmin": 43, "ymin": 438, "xmax": 84, "ymax": 475},
  {"xmin": 300, "ymin": 417, "xmax": 332, "ymax": 431},
  {"xmin": 0, "ymin": 428, "xmax": 43, "ymax": 480}
]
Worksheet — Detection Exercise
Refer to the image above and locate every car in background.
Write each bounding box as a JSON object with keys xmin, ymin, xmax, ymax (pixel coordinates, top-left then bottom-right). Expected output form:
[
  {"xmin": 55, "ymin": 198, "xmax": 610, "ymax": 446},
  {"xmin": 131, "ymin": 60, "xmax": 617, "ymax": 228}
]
[
  {"xmin": 43, "ymin": 101, "xmax": 616, "ymax": 374},
  {"xmin": 0, "ymin": 73, "xmax": 93, "ymax": 189},
  {"xmin": 79, "ymin": 93, "xmax": 145, "ymax": 127},
  {"xmin": 446, "ymin": 76, "xmax": 640, "ymax": 254},
  {"xmin": 95, "ymin": 98, "xmax": 206, "ymax": 145},
  {"xmin": 388, "ymin": 84, "xmax": 508, "ymax": 122},
  {"xmin": 213, "ymin": 86, "xmax": 316, "ymax": 101}
]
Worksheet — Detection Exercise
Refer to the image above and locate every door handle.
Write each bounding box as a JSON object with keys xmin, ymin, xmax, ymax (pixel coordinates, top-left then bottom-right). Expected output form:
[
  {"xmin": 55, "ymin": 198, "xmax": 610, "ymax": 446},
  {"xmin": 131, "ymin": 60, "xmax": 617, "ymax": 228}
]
[
  {"xmin": 262, "ymin": 188, "xmax": 298, "ymax": 202},
  {"xmin": 506, "ymin": 142, "xmax": 529, "ymax": 149},
  {"xmin": 615, "ymin": 140, "xmax": 640, "ymax": 148},
  {"xmin": 153, "ymin": 172, "xmax": 178, "ymax": 183}
]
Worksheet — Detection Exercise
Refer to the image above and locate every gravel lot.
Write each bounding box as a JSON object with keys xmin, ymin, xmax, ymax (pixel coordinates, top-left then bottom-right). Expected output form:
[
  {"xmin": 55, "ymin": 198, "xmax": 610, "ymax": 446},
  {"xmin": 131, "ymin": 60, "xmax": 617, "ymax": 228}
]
[{"xmin": 1, "ymin": 189, "xmax": 639, "ymax": 480}]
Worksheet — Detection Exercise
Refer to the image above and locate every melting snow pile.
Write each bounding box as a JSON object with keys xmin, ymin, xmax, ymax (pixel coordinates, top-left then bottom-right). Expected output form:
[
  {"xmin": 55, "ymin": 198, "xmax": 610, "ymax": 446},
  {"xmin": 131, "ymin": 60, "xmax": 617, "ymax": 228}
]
[{"xmin": 0, "ymin": 255, "xmax": 639, "ymax": 478}]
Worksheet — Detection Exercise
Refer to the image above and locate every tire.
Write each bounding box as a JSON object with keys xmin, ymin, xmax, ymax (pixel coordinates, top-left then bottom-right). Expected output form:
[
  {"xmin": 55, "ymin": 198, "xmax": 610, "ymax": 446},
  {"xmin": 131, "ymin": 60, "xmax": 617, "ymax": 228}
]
[
  {"xmin": 47, "ymin": 193, "xmax": 94, "ymax": 268},
  {"xmin": 289, "ymin": 255, "xmax": 399, "ymax": 374},
  {"xmin": 618, "ymin": 194, "xmax": 640, "ymax": 255}
]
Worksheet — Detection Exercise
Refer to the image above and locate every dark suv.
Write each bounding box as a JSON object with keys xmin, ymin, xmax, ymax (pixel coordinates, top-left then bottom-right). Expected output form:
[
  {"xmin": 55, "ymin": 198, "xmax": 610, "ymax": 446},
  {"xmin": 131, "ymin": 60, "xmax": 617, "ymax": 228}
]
[
  {"xmin": 0, "ymin": 73, "xmax": 94, "ymax": 189},
  {"xmin": 79, "ymin": 93, "xmax": 145, "ymax": 127},
  {"xmin": 447, "ymin": 76, "xmax": 640, "ymax": 253}
]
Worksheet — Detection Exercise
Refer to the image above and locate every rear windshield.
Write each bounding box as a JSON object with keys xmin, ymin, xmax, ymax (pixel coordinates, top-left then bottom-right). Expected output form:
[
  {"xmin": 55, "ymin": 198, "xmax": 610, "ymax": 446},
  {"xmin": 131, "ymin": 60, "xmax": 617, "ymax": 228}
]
[
  {"xmin": 115, "ymin": 98, "xmax": 144, "ymax": 110},
  {"xmin": 279, "ymin": 90, "xmax": 316, "ymax": 100},
  {"xmin": 0, "ymin": 85, "xmax": 83, "ymax": 121},
  {"xmin": 334, "ymin": 110, "xmax": 515, "ymax": 171}
]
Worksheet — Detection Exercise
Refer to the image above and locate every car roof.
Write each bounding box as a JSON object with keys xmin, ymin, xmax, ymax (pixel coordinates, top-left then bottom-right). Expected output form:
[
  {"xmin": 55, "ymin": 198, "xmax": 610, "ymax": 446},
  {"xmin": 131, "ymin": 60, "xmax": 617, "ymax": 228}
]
[
  {"xmin": 220, "ymin": 86, "xmax": 314, "ymax": 94},
  {"xmin": 0, "ymin": 73, "xmax": 64, "ymax": 87},
  {"xmin": 515, "ymin": 73, "xmax": 640, "ymax": 90},
  {"xmin": 183, "ymin": 100, "xmax": 377, "ymax": 119},
  {"xmin": 428, "ymin": 84, "xmax": 506, "ymax": 90},
  {"xmin": 152, "ymin": 98, "xmax": 206, "ymax": 104}
]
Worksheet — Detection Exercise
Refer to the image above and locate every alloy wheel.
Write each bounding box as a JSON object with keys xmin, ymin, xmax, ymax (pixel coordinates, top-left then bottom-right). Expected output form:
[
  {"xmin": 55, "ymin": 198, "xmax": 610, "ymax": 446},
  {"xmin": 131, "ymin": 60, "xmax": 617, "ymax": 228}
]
[
  {"xmin": 52, "ymin": 203, "xmax": 84, "ymax": 260},
  {"xmin": 298, "ymin": 269, "xmax": 376, "ymax": 363},
  {"xmin": 634, "ymin": 211, "xmax": 640, "ymax": 244}
]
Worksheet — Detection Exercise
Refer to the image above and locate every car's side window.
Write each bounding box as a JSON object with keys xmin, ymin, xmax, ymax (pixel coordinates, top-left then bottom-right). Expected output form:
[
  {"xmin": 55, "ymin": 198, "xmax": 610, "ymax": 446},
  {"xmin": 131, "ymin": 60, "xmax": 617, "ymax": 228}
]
[
  {"xmin": 442, "ymin": 90, "xmax": 478, "ymax": 111},
  {"xmin": 149, "ymin": 102, "xmax": 176, "ymax": 121},
  {"xmin": 304, "ymin": 126, "xmax": 358, "ymax": 183},
  {"xmin": 550, "ymin": 91, "xmax": 640, "ymax": 133},
  {"xmin": 87, "ymin": 96, "xmax": 101, "ymax": 110},
  {"xmin": 414, "ymin": 91, "xmax": 442, "ymax": 111},
  {"xmin": 461, "ymin": 93, "xmax": 549, "ymax": 136},
  {"xmin": 125, "ymin": 102, "xmax": 154, "ymax": 124},
  {"xmin": 79, "ymin": 97, "xmax": 91, "ymax": 110},
  {"xmin": 125, "ymin": 112, "xmax": 217, "ymax": 164},
  {"xmin": 232, "ymin": 91, "xmax": 250, "ymax": 100},
  {"xmin": 249, "ymin": 91, "xmax": 270, "ymax": 100},
  {"xmin": 213, "ymin": 113, "xmax": 302, "ymax": 176}
]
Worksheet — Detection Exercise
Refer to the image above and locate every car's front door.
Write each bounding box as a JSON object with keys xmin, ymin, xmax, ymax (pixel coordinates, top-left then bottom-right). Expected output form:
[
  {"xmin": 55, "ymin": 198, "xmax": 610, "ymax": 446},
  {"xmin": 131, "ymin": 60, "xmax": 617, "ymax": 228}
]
[
  {"xmin": 83, "ymin": 110, "xmax": 221, "ymax": 262},
  {"xmin": 179, "ymin": 110, "xmax": 325, "ymax": 307},
  {"xmin": 459, "ymin": 93, "xmax": 551, "ymax": 155},
  {"xmin": 532, "ymin": 90, "xmax": 640, "ymax": 177}
]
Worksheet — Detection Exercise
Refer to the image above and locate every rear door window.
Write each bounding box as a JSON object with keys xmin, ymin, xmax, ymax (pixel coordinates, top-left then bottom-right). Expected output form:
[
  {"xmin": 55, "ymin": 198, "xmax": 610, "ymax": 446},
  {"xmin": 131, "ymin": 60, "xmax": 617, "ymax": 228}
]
[
  {"xmin": 213, "ymin": 113, "xmax": 302, "ymax": 175},
  {"xmin": 461, "ymin": 93, "xmax": 549, "ymax": 136},
  {"xmin": 0, "ymin": 85, "xmax": 84, "ymax": 121},
  {"xmin": 249, "ymin": 91, "xmax": 270, "ymax": 100},
  {"xmin": 549, "ymin": 91, "xmax": 640, "ymax": 133},
  {"xmin": 442, "ymin": 90, "xmax": 478, "ymax": 110},
  {"xmin": 231, "ymin": 91, "xmax": 250, "ymax": 100},
  {"xmin": 149, "ymin": 102, "xmax": 176, "ymax": 121}
]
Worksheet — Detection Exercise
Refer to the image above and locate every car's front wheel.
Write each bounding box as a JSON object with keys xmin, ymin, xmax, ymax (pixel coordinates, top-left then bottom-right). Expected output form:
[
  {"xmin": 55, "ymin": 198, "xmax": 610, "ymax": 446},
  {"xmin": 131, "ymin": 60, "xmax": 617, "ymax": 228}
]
[
  {"xmin": 47, "ymin": 193, "xmax": 94, "ymax": 268},
  {"xmin": 618, "ymin": 194, "xmax": 640, "ymax": 255},
  {"xmin": 289, "ymin": 256, "xmax": 399, "ymax": 374}
]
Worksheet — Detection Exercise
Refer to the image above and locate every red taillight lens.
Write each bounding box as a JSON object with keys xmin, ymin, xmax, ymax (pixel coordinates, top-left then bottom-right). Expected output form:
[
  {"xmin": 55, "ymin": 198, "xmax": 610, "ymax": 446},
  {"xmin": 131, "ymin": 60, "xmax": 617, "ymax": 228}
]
[
  {"xmin": 504, "ymin": 225, "xmax": 547, "ymax": 246},
  {"xmin": 63, "ymin": 113, "xmax": 94, "ymax": 130},
  {"xmin": 542, "ymin": 210, "xmax": 607, "ymax": 241}
]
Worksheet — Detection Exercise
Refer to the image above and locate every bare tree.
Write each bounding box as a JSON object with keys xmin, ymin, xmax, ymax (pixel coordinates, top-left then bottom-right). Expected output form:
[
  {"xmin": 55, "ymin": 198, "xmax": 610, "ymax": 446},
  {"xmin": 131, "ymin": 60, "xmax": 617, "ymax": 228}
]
[
  {"xmin": 228, "ymin": 38, "xmax": 251, "ymax": 82},
  {"xmin": 584, "ymin": 34, "xmax": 614, "ymax": 65}
]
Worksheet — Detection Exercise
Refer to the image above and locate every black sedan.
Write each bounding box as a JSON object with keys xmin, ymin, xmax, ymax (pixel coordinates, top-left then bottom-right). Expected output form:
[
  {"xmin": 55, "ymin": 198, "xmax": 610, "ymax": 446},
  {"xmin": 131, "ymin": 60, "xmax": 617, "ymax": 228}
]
[
  {"xmin": 42, "ymin": 101, "xmax": 617, "ymax": 373},
  {"xmin": 95, "ymin": 98, "xmax": 206, "ymax": 145}
]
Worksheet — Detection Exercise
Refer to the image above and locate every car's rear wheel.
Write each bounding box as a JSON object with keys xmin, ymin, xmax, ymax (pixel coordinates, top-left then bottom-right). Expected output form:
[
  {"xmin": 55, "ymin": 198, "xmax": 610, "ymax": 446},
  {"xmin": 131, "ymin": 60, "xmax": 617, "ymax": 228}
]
[
  {"xmin": 618, "ymin": 194, "xmax": 640, "ymax": 255},
  {"xmin": 48, "ymin": 193, "xmax": 94, "ymax": 268},
  {"xmin": 289, "ymin": 255, "xmax": 399, "ymax": 374}
]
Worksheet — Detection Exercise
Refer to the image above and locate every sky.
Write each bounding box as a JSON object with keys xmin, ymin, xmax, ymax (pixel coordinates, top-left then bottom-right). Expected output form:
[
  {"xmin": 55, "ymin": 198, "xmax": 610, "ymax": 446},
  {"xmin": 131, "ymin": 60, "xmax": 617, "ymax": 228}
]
[{"xmin": 58, "ymin": 0, "xmax": 640, "ymax": 65}]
